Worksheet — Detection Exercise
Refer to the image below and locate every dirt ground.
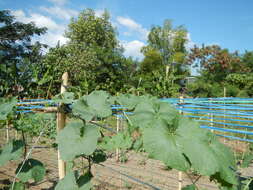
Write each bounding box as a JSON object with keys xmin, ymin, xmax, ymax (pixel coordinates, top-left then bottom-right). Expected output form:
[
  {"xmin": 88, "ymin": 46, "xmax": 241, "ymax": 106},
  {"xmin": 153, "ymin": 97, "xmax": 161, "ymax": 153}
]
[{"xmin": 0, "ymin": 131, "xmax": 253, "ymax": 190}]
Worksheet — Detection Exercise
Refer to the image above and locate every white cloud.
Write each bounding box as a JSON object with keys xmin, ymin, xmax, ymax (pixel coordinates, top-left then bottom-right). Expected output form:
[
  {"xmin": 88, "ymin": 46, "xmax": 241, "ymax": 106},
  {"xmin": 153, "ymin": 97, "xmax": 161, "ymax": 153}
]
[
  {"xmin": 12, "ymin": 10, "xmax": 62, "ymax": 31},
  {"xmin": 116, "ymin": 16, "xmax": 149, "ymax": 40},
  {"xmin": 39, "ymin": 32, "xmax": 68, "ymax": 47},
  {"xmin": 95, "ymin": 9, "xmax": 104, "ymax": 17},
  {"xmin": 121, "ymin": 40, "xmax": 145, "ymax": 60},
  {"xmin": 40, "ymin": 6, "xmax": 78, "ymax": 20},
  {"xmin": 47, "ymin": 0, "xmax": 68, "ymax": 5},
  {"xmin": 12, "ymin": 10, "xmax": 67, "ymax": 47}
]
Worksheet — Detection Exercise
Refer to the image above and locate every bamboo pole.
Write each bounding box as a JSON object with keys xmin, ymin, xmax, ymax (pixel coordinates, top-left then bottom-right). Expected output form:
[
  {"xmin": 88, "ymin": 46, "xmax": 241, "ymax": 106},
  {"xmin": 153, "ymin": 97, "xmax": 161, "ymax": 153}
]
[
  {"xmin": 116, "ymin": 115, "xmax": 120, "ymax": 162},
  {"xmin": 178, "ymin": 96, "xmax": 184, "ymax": 190},
  {"xmin": 57, "ymin": 72, "xmax": 68, "ymax": 179},
  {"xmin": 6, "ymin": 120, "xmax": 9, "ymax": 142}
]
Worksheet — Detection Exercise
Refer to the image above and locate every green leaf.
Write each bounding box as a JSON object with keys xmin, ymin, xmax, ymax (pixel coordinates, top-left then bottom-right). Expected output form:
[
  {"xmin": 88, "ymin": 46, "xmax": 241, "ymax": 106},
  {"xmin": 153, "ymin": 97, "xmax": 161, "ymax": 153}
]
[
  {"xmin": 86, "ymin": 90, "xmax": 112, "ymax": 118},
  {"xmin": 116, "ymin": 94, "xmax": 140, "ymax": 110},
  {"xmin": 72, "ymin": 91, "xmax": 112, "ymax": 122},
  {"xmin": 13, "ymin": 182, "xmax": 25, "ymax": 190},
  {"xmin": 55, "ymin": 171, "xmax": 92, "ymax": 190},
  {"xmin": 72, "ymin": 97, "xmax": 94, "ymax": 121},
  {"xmin": 53, "ymin": 92, "xmax": 75, "ymax": 104},
  {"xmin": 0, "ymin": 97, "xmax": 17, "ymax": 120},
  {"xmin": 57, "ymin": 121, "xmax": 100, "ymax": 161},
  {"xmin": 16, "ymin": 159, "xmax": 46, "ymax": 183},
  {"xmin": 132, "ymin": 138, "xmax": 143, "ymax": 152},
  {"xmin": 142, "ymin": 122, "xmax": 190, "ymax": 171},
  {"xmin": 241, "ymin": 153, "xmax": 253, "ymax": 168},
  {"xmin": 209, "ymin": 139, "xmax": 238, "ymax": 186},
  {"xmin": 77, "ymin": 172, "xmax": 93, "ymax": 190},
  {"xmin": 99, "ymin": 132, "xmax": 132, "ymax": 151},
  {"xmin": 55, "ymin": 171, "xmax": 79, "ymax": 190},
  {"xmin": 91, "ymin": 150, "xmax": 107, "ymax": 163},
  {"xmin": 0, "ymin": 140, "xmax": 24, "ymax": 166},
  {"xmin": 182, "ymin": 184, "xmax": 196, "ymax": 190},
  {"xmin": 130, "ymin": 97, "xmax": 178, "ymax": 129},
  {"xmin": 177, "ymin": 118, "xmax": 220, "ymax": 176}
]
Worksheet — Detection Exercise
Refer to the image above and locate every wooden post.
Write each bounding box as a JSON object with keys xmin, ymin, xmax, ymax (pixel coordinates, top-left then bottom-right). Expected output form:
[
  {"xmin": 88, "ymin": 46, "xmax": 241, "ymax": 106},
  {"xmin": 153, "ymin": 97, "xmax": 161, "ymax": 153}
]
[
  {"xmin": 57, "ymin": 72, "xmax": 68, "ymax": 179},
  {"xmin": 116, "ymin": 115, "xmax": 120, "ymax": 162},
  {"xmin": 6, "ymin": 121, "xmax": 9, "ymax": 142},
  {"xmin": 178, "ymin": 96, "xmax": 184, "ymax": 190}
]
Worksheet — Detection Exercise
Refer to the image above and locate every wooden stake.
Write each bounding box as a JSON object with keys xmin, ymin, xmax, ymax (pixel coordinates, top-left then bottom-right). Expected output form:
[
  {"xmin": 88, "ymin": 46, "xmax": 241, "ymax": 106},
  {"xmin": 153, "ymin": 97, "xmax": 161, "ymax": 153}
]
[
  {"xmin": 178, "ymin": 172, "xmax": 182, "ymax": 190},
  {"xmin": 6, "ymin": 121, "xmax": 9, "ymax": 142},
  {"xmin": 57, "ymin": 72, "xmax": 68, "ymax": 179},
  {"xmin": 178, "ymin": 96, "xmax": 184, "ymax": 190},
  {"xmin": 116, "ymin": 115, "xmax": 120, "ymax": 162}
]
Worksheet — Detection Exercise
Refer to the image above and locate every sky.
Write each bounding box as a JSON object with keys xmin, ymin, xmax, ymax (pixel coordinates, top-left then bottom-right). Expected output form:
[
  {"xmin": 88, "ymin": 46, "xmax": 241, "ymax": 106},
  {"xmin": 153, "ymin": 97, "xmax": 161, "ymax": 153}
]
[{"xmin": 1, "ymin": 0, "xmax": 253, "ymax": 60}]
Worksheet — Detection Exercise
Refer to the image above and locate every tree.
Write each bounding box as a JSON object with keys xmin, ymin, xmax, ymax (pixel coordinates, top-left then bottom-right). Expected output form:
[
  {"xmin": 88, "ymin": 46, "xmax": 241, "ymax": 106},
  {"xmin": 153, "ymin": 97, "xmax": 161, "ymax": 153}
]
[
  {"xmin": 0, "ymin": 10, "xmax": 47, "ymax": 97},
  {"xmin": 186, "ymin": 45, "xmax": 245, "ymax": 97},
  {"xmin": 143, "ymin": 20, "xmax": 188, "ymax": 73},
  {"xmin": 42, "ymin": 9, "xmax": 136, "ymax": 96},
  {"xmin": 187, "ymin": 45, "xmax": 240, "ymax": 82},
  {"xmin": 138, "ymin": 20, "xmax": 190, "ymax": 97}
]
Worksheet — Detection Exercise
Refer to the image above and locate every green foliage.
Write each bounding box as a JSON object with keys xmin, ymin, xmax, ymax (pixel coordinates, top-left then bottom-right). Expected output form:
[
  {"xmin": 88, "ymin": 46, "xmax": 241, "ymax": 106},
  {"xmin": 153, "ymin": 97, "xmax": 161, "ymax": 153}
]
[
  {"xmin": 41, "ymin": 9, "xmax": 136, "ymax": 96},
  {"xmin": 15, "ymin": 113, "xmax": 56, "ymax": 138},
  {"xmin": 13, "ymin": 182, "xmax": 26, "ymax": 190},
  {"xmin": 0, "ymin": 140, "xmax": 24, "ymax": 166},
  {"xmin": 0, "ymin": 10, "xmax": 47, "ymax": 97},
  {"xmin": 55, "ymin": 171, "xmax": 92, "ymax": 190},
  {"xmin": 241, "ymin": 154, "xmax": 253, "ymax": 168},
  {"xmin": 0, "ymin": 90, "xmax": 242, "ymax": 190},
  {"xmin": 138, "ymin": 20, "xmax": 189, "ymax": 98},
  {"xmin": 16, "ymin": 159, "xmax": 46, "ymax": 183},
  {"xmin": 182, "ymin": 184, "xmax": 196, "ymax": 190},
  {"xmin": 56, "ymin": 121, "xmax": 100, "ymax": 161},
  {"xmin": 72, "ymin": 91, "xmax": 112, "ymax": 121},
  {"xmin": 99, "ymin": 132, "xmax": 132, "ymax": 151},
  {"xmin": 53, "ymin": 92, "xmax": 75, "ymax": 104},
  {"xmin": 0, "ymin": 97, "xmax": 17, "ymax": 120}
]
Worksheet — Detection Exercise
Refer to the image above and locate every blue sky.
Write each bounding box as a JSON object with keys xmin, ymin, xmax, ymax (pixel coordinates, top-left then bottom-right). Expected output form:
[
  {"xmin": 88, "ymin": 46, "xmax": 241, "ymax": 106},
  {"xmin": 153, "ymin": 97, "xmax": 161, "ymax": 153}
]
[{"xmin": 1, "ymin": 0, "xmax": 253, "ymax": 60}]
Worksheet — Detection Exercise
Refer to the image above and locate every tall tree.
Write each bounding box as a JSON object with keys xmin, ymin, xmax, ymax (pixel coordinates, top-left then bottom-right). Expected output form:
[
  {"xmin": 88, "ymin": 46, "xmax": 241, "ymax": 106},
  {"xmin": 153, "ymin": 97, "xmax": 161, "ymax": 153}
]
[
  {"xmin": 186, "ymin": 45, "xmax": 243, "ymax": 97},
  {"xmin": 0, "ymin": 10, "xmax": 47, "ymax": 97},
  {"xmin": 42, "ymin": 9, "xmax": 135, "ymax": 96},
  {"xmin": 138, "ymin": 20, "xmax": 189, "ymax": 97}
]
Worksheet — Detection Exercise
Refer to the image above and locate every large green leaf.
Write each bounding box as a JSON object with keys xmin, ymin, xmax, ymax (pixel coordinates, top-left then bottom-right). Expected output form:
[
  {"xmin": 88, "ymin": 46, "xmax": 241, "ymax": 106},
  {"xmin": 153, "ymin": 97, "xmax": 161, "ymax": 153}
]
[
  {"xmin": 99, "ymin": 132, "xmax": 132, "ymax": 151},
  {"xmin": 72, "ymin": 97, "xmax": 94, "ymax": 121},
  {"xmin": 177, "ymin": 118, "xmax": 220, "ymax": 176},
  {"xmin": 55, "ymin": 171, "xmax": 92, "ymax": 190},
  {"xmin": 16, "ymin": 159, "xmax": 46, "ymax": 183},
  {"xmin": 241, "ymin": 153, "xmax": 253, "ymax": 168},
  {"xmin": 86, "ymin": 90, "xmax": 112, "ymax": 118},
  {"xmin": 0, "ymin": 140, "xmax": 24, "ymax": 166},
  {"xmin": 142, "ymin": 121, "xmax": 190, "ymax": 171},
  {"xmin": 55, "ymin": 171, "xmax": 79, "ymax": 190},
  {"xmin": 209, "ymin": 139, "xmax": 238, "ymax": 186},
  {"xmin": 129, "ymin": 97, "xmax": 178, "ymax": 129},
  {"xmin": 0, "ymin": 97, "xmax": 17, "ymax": 120},
  {"xmin": 116, "ymin": 94, "xmax": 140, "ymax": 110},
  {"xmin": 182, "ymin": 184, "xmax": 196, "ymax": 190},
  {"xmin": 57, "ymin": 121, "xmax": 100, "ymax": 161},
  {"xmin": 53, "ymin": 92, "xmax": 75, "ymax": 104},
  {"xmin": 72, "ymin": 91, "xmax": 112, "ymax": 121},
  {"xmin": 13, "ymin": 182, "xmax": 25, "ymax": 190}
]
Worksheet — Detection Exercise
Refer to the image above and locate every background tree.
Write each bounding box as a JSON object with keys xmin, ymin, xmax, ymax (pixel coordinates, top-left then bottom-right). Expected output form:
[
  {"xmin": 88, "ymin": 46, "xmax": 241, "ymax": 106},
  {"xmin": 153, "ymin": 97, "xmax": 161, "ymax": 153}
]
[
  {"xmin": 185, "ymin": 45, "xmax": 253, "ymax": 97},
  {"xmin": 0, "ymin": 10, "xmax": 47, "ymax": 97},
  {"xmin": 41, "ymin": 9, "xmax": 137, "ymax": 96},
  {"xmin": 138, "ymin": 20, "xmax": 190, "ymax": 97}
]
